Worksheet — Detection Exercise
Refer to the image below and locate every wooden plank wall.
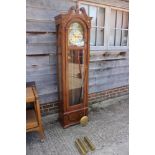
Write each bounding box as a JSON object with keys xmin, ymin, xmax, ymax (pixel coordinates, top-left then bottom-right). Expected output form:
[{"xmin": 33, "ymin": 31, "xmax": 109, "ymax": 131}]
[
  {"xmin": 26, "ymin": 0, "xmax": 129, "ymax": 104},
  {"xmin": 82, "ymin": 0, "xmax": 129, "ymax": 9}
]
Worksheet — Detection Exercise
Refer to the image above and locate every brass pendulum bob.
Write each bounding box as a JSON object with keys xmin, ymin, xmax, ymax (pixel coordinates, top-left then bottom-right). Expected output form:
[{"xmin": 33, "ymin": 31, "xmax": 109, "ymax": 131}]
[{"xmin": 80, "ymin": 115, "xmax": 88, "ymax": 126}]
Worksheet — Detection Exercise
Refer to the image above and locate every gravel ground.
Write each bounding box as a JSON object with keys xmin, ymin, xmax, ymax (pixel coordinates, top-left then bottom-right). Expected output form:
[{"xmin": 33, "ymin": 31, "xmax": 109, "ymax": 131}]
[{"xmin": 26, "ymin": 95, "xmax": 129, "ymax": 155}]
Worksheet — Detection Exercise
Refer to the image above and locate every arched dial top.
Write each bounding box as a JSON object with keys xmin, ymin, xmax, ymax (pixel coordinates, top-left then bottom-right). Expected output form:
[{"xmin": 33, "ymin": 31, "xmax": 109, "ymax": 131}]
[{"xmin": 68, "ymin": 22, "xmax": 84, "ymax": 47}]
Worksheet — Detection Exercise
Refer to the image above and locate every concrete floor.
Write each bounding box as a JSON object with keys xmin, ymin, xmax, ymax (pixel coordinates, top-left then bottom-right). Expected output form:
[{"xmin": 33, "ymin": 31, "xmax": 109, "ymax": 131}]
[{"xmin": 26, "ymin": 95, "xmax": 129, "ymax": 155}]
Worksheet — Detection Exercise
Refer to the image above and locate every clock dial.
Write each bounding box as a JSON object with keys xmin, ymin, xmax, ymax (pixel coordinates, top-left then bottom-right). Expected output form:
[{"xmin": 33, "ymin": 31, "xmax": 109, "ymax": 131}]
[{"xmin": 68, "ymin": 22, "xmax": 84, "ymax": 46}]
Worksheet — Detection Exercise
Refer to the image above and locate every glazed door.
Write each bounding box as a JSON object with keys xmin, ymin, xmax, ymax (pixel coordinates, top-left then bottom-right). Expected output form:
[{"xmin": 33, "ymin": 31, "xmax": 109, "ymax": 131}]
[
  {"xmin": 68, "ymin": 49, "xmax": 85, "ymax": 106},
  {"xmin": 66, "ymin": 22, "xmax": 87, "ymax": 109}
]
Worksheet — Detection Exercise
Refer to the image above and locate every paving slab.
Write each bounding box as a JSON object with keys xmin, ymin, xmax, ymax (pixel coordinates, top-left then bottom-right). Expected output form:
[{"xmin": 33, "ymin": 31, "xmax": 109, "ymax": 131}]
[{"xmin": 26, "ymin": 95, "xmax": 129, "ymax": 155}]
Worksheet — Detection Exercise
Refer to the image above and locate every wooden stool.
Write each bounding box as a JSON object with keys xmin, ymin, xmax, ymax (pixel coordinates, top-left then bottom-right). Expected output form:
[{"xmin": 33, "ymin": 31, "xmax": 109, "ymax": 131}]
[{"xmin": 26, "ymin": 82, "xmax": 45, "ymax": 141}]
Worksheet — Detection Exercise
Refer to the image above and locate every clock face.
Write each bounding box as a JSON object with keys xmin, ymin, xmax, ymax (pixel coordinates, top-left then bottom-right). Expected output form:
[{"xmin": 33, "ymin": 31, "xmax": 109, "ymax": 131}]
[{"xmin": 68, "ymin": 22, "xmax": 84, "ymax": 46}]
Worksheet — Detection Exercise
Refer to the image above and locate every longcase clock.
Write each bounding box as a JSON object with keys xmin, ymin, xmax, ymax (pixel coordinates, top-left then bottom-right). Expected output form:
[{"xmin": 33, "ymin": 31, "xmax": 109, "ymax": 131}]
[{"xmin": 55, "ymin": 6, "xmax": 92, "ymax": 128}]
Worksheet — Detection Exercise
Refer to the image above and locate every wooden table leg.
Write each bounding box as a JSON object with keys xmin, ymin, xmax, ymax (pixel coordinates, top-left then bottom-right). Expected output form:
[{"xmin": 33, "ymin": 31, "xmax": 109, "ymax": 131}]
[{"xmin": 39, "ymin": 126, "xmax": 45, "ymax": 142}]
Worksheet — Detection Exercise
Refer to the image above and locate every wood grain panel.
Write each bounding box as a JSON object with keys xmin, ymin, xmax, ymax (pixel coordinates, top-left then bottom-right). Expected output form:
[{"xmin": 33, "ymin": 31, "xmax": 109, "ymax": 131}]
[
  {"xmin": 26, "ymin": 73, "xmax": 57, "ymax": 83},
  {"xmin": 39, "ymin": 92, "xmax": 58, "ymax": 104},
  {"xmin": 90, "ymin": 51, "xmax": 128, "ymax": 61},
  {"xmin": 26, "ymin": 33, "xmax": 56, "ymax": 44},
  {"xmin": 26, "ymin": 55, "xmax": 50, "ymax": 66},
  {"xmin": 27, "ymin": 0, "xmax": 75, "ymax": 10},
  {"xmin": 26, "ymin": 43, "xmax": 56, "ymax": 55},
  {"xmin": 89, "ymin": 78, "xmax": 128, "ymax": 93},
  {"xmin": 26, "ymin": 53, "xmax": 57, "ymax": 67},
  {"xmin": 27, "ymin": 65, "xmax": 56, "ymax": 75},
  {"xmin": 89, "ymin": 59, "xmax": 128, "ymax": 70},
  {"xmin": 36, "ymin": 83, "xmax": 58, "ymax": 95},
  {"xmin": 26, "ymin": 20, "xmax": 56, "ymax": 32},
  {"xmin": 81, "ymin": 0, "xmax": 129, "ymax": 9},
  {"xmin": 27, "ymin": 7, "xmax": 60, "ymax": 21},
  {"xmin": 89, "ymin": 66, "xmax": 128, "ymax": 78},
  {"xmin": 89, "ymin": 72, "xmax": 128, "ymax": 86}
]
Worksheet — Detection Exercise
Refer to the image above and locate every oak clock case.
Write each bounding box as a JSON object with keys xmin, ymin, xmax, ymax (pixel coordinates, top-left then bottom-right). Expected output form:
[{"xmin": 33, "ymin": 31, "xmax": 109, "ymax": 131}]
[{"xmin": 55, "ymin": 7, "xmax": 92, "ymax": 128}]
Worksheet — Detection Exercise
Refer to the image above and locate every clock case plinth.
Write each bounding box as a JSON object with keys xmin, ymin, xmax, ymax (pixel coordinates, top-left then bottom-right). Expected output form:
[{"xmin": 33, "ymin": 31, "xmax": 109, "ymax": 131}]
[{"xmin": 55, "ymin": 7, "xmax": 92, "ymax": 128}]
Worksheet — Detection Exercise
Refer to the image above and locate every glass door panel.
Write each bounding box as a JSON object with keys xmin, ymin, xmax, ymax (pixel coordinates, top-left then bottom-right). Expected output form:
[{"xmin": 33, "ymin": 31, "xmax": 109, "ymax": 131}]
[{"xmin": 68, "ymin": 49, "xmax": 85, "ymax": 106}]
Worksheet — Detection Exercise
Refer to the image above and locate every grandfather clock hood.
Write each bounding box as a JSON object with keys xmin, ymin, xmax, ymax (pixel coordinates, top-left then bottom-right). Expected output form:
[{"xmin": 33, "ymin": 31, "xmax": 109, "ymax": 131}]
[
  {"xmin": 55, "ymin": 6, "xmax": 92, "ymax": 27},
  {"xmin": 55, "ymin": 6, "xmax": 92, "ymax": 128}
]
